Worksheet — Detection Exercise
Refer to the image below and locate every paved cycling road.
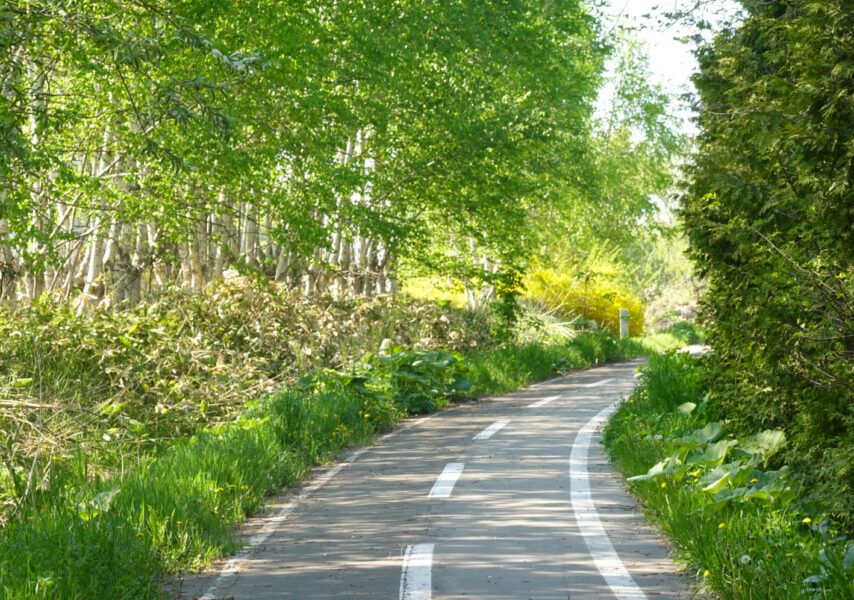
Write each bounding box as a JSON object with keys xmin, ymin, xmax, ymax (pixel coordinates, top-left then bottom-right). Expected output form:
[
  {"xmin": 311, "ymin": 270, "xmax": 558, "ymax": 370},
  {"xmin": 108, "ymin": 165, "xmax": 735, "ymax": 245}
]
[{"xmin": 181, "ymin": 359, "xmax": 696, "ymax": 599}]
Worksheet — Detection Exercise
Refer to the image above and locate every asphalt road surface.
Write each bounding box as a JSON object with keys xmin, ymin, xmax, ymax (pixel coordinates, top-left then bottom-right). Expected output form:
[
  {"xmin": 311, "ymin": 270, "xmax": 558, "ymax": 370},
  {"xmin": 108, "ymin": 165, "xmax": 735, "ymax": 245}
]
[{"xmin": 181, "ymin": 359, "xmax": 696, "ymax": 600}]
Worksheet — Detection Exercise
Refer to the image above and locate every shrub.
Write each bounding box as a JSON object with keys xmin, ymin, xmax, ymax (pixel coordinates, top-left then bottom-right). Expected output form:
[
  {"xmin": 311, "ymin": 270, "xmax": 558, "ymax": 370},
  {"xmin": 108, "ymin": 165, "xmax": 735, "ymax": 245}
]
[
  {"xmin": 0, "ymin": 276, "xmax": 494, "ymax": 515},
  {"xmin": 524, "ymin": 267, "xmax": 645, "ymax": 336},
  {"xmin": 605, "ymin": 353, "xmax": 854, "ymax": 600}
]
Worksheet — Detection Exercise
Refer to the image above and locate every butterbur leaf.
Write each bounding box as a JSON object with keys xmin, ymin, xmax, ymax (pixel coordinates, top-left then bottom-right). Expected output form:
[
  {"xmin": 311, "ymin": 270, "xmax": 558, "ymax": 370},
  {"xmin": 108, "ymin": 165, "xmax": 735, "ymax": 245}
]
[
  {"xmin": 295, "ymin": 374, "xmax": 317, "ymax": 391},
  {"xmin": 90, "ymin": 487, "xmax": 120, "ymax": 511},
  {"xmin": 677, "ymin": 402, "xmax": 696, "ymax": 416},
  {"xmin": 702, "ymin": 471, "xmax": 731, "ymax": 493},
  {"xmin": 450, "ymin": 374, "xmax": 472, "ymax": 393},
  {"xmin": 688, "ymin": 439, "xmax": 737, "ymax": 466},
  {"xmin": 628, "ymin": 453, "xmax": 686, "ymax": 481},
  {"xmin": 75, "ymin": 487, "xmax": 120, "ymax": 521},
  {"xmin": 736, "ymin": 429, "xmax": 786, "ymax": 465},
  {"xmin": 677, "ymin": 421, "xmax": 724, "ymax": 445},
  {"xmin": 843, "ymin": 543, "xmax": 854, "ymax": 572}
]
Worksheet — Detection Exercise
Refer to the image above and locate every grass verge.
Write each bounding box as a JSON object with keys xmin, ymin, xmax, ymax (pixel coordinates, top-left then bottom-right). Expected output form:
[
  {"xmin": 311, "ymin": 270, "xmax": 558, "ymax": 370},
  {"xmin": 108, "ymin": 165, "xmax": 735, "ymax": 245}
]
[
  {"xmin": 467, "ymin": 331, "xmax": 649, "ymax": 396},
  {"xmin": 604, "ymin": 353, "xmax": 854, "ymax": 599},
  {"xmin": 1, "ymin": 327, "xmax": 695, "ymax": 599}
]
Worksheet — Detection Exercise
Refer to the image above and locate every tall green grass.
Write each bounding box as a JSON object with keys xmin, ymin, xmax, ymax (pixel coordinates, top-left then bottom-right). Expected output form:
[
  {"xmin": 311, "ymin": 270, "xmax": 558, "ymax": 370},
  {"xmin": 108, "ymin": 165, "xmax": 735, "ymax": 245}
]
[
  {"xmin": 635, "ymin": 321, "xmax": 707, "ymax": 355},
  {"xmin": 466, "ymin": 332, "xmax": 648, "ymax": 396},
  {"xmin": 604, "ymin": 353, "xmax": 854, "ymax": 599},
  {"xmin": 0, "ymin": 386, "xmax": 386, "ymax": 599}
]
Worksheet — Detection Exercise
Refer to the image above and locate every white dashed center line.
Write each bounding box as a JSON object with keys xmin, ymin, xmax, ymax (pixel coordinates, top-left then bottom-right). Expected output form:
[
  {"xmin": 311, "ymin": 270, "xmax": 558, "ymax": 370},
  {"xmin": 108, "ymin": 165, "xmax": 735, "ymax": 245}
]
[
  {"xmin": 473, "ymin": 420, "xmax": 509, "ymax": 440},
  {"xmin": 527, "ymin": 394, "xmax": 561, "ymax": 408},
  {"xmin": 428, "ymin": 462, "xmax": 465, "ymax": 498},
  {"xmin": 582, "ymin": 378, "xmax": 614, "ymax": 388},
  {"xmin": 399, "ymin": 544, "xmax": 434, "ymax": 600}
]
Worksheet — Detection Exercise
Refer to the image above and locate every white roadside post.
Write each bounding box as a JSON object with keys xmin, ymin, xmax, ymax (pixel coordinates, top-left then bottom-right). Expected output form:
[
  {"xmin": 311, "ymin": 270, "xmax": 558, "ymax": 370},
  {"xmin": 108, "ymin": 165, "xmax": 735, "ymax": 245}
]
[{"xmin": 619, "ymin": 309, "xmax": 629, "ymax": 339}]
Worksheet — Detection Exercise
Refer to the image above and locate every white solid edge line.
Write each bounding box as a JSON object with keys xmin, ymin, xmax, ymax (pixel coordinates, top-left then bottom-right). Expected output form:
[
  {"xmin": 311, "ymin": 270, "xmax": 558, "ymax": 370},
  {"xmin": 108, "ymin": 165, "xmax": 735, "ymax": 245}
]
[
  {"xmin": 473, "ymin": 419, "xmax": 509, "ymax": 440},
  {"xmin": 399, "ymin": 543, "xmax": 435, "ymax": 600},
  {"xmin": 428, "ymin": 462, "xmax": 465, "ymax": 498},
  {"xmin": 582, "ymin": 378, "xmax": 614, "ymax": 388},
  {"xmin": 569, "ymin": 401, "xmax": 648, "ymax": 600},
  {"xmin": 197, "ymin": 414, "xmax": 437, "ymax": 599},
  {"xmin": 527, "ymin": 394, "xmax": 561, "ymax": 408}
]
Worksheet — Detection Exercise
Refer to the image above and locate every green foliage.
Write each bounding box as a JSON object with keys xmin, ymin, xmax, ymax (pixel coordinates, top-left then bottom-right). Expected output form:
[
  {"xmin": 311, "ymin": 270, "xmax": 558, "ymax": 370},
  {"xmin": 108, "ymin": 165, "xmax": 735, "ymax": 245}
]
[
  {"xmin": 489, "ymin": 268, "xmax": 525, "ymax": 344},
  {"xmin": 0, "ymin": 319, "xmax": 654, "ymax": 599},
  {"xmin": 0, "ymin": 277, "xmax": 492, "ymax": 514},
  {"xmin": 639, "ymin": 322, "xmax": 706, "ymax": 354},
  {"xmin": 630, "ymin": 351, "xmax": 703, "ymax": 412},
  {"xmin": 605, "ymin": 353, "xmax": 854, "ymax": 599},
  {"xmin": 466, "ymin": 331, "xmax": 647, "ymax": 397},
  {"xmin": 1, "ymin": 0, "xmax": 616, "ymax": 301},
  {"xmin": 0, "ymin": 384, "xmax": 381, "ymax": 599},
  {"xmin": 682, "ymin": 0, "xmax": 854, "ymax": 527},
  {"xmin": 364, "ymin": 349, "xmax": 470, "ymax": 414}
]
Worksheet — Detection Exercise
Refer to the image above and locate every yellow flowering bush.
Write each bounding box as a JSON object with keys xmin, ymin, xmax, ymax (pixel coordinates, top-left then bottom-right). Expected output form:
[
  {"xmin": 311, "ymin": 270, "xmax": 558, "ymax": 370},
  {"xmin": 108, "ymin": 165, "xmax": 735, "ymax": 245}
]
[{"xmin": 524, "ymin": 267, "xmax": 645, "ymax": 337}]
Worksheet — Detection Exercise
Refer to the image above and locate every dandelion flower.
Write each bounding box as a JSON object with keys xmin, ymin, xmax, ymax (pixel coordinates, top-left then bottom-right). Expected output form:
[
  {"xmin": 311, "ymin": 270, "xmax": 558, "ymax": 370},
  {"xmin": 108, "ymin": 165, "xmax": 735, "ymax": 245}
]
[
  {"xmin": 136, "ymin": 532, "xmax": 143, "ymax": 537},
  {"xmin": 216, "ymin": 487, "xmax": 224, "ymax": 492},
  {"xmin": 703, "ymin": 570, "xmax": 710, "ymax": 577},
  {"xmin": 740, "ymin": 555, "xmax": 751, "ymax": 564},
  {"xmin": 765, "ymin": 553, "xmax": 772, "ymax": 558},
  {"xmin": 802, "ymin": 517, "xmax": 811, "ymax": 524},
  {"xmin": 645, "ymin": 435, "xmax": 652, "ymax": 441},
  {"xmin": 750, "ymin": 478, "xmax": 758, "ymax": 483},
  {"xmin": 786, "ymin": 553, "xmax": 793, "ymax": 557},
  {"xmin": 718, "ymin": 523, "xmax": 726, "ymax": 529},
  {"xmin": 661, "ymin": 482, "xmax": 667, "ymax": 488},
  {"xmin": 241, "ymin": 485, "xmax": 249, "ymax": 490}
]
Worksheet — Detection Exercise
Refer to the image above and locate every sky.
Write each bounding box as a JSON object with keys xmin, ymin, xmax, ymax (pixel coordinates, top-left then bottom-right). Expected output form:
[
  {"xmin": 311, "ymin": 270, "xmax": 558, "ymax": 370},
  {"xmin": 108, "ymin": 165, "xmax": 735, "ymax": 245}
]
[
  {"xmin": 596, "ymin": 0, "xmax": 739, "ymax": 131},
  {"xmin": 602, "ymin": 1, "xmax": 699, "ymax": 99}
]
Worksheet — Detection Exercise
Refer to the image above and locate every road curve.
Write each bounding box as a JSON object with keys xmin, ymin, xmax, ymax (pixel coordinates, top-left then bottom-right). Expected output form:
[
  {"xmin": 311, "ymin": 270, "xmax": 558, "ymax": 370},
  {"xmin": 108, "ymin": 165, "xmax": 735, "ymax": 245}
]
[{"xmin": 180, "ymin": 359, "xmax": 696, "ymax": 599}]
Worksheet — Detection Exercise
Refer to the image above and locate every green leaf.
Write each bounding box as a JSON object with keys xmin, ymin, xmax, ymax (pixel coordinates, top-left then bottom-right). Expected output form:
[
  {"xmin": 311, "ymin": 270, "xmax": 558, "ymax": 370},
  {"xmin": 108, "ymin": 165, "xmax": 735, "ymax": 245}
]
[
  {"xmin": 677, "ymin": 421, "xmax": 724, "ymax": 446},
  {"xmin": 702, "ymin": 471, "xmax": 731, "ymax": 493},
  {"xmin": 843, "ymin": 543, "xmax": 854, "ymax": 572},
  {"xmin": 676, "ymin": 402, "xmax": 696, "ymax": 417},
  {"xmin": 736, "ymin": 429, "xmax": 786, "ymax": 464},
  {"xmin": 687, "ymin": 439, "xmax": 737, "ymax": 466}
]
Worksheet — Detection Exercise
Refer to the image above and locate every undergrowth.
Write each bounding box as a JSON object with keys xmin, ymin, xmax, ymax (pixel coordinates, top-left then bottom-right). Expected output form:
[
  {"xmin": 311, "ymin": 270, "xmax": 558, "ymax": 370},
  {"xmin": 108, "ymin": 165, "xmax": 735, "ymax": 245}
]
[
  {"xmin": 0, "ymin": 386, "xmax": 387, "ymax": 599},
  {"xmin": 604, "ymin": 353, "xmax": 854, "ymax": 599},
  {"xmin": 0, "ymin": 274, "xmax": 491, "ymax": 516},
  {"xmin": 0, "ymin": 277, "xmax": 702, "ymax": 599}
]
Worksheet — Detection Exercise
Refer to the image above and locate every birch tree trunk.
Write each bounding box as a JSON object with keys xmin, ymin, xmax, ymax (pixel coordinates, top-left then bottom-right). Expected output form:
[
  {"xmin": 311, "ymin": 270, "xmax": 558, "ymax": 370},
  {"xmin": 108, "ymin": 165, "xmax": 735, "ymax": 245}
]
[{"xmin": 0, "ymin": 217, "xmax": 20, "ymax": 304}]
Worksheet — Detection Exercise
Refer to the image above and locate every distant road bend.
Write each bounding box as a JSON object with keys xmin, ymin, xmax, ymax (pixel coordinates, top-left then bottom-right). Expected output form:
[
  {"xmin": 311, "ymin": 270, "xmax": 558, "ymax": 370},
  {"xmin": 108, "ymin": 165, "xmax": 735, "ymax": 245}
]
[{"xmin": 181, "ymin": 359, "xmax": 695, "ymax": 599}]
